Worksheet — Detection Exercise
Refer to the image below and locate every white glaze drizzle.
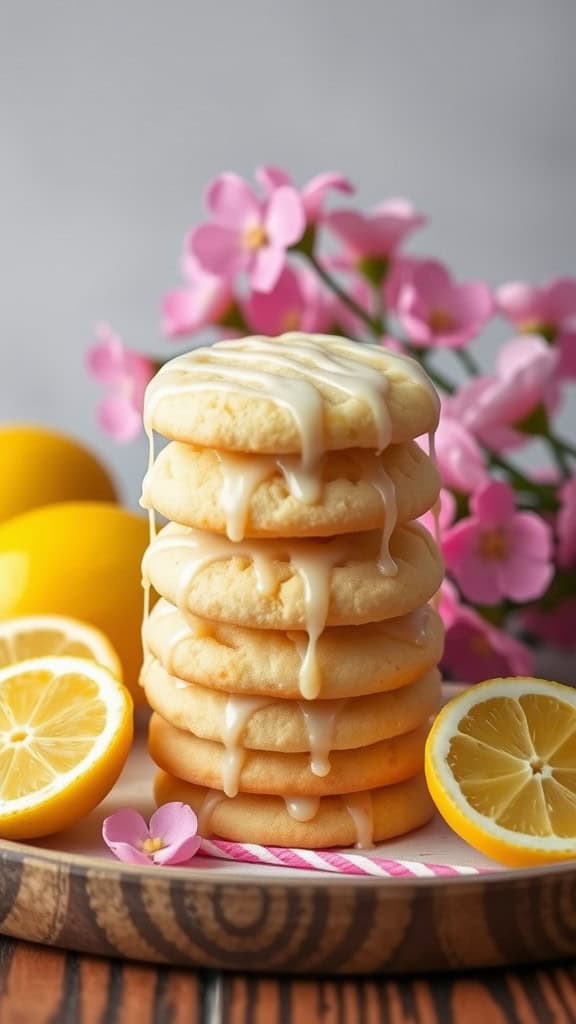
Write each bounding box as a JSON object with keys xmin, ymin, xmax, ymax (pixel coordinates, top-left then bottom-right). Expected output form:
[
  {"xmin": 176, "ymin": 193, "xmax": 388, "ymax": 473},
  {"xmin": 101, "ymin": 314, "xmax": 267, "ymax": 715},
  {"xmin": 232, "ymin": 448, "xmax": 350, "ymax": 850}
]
[
  {"xmin": 142, "ymin": 528, "xmax": 360, "ymax": 700},
  {"xmin": 144, "ymin": 335, "xmax": 439, "ymax": 476},
  {"xmin": 284, "ymin": 796, "xmax": 321, "ymax": 822},
  {"xmin": 343, "ymin": 792, "xmax": 375, "ymax": 849},
  {"xmin": 197, "ymin": 790, "xmax": 226, "ymax": 835},
  {"xmin": 298, "ymin": 700, "xmax": 347, "ymax": 777},
  {"xmin": 221, "ymin": 694, "xmax": 271, "ymax": 798}
]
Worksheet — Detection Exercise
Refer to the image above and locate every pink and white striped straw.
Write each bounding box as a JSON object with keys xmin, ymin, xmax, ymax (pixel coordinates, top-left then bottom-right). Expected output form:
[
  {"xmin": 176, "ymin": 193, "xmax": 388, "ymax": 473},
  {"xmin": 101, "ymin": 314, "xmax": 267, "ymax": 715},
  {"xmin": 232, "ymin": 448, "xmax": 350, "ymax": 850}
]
[{"xmin": 199, "ymin": 838, "xmax": 492, "ymax": 878}]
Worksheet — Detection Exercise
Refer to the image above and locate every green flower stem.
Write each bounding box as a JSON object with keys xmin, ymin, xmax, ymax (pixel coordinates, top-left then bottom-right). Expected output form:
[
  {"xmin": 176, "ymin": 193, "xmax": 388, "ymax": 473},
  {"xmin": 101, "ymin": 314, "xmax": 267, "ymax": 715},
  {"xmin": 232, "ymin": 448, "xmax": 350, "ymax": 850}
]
[
  {"xmin": 547, "ymin": 436, "xmax": 571, "ymax": 477},
  {"xmin": 305, "ymin": 253, "xmax": 382, "ymax": 337},
  {"xmin": 453, "ymin": 348, "xmax": 480, "ymax": 376},
  {"xmin": 548, "ymin": 431, "xmax": 576, "ymax": 461}
]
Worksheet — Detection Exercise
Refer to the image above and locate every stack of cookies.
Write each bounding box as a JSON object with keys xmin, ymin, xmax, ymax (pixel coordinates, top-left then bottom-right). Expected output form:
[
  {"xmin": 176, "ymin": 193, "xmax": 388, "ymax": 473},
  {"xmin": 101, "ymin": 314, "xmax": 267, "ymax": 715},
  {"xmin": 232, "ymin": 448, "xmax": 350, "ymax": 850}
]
[{"xmin": 140, "ymin": 333, "xmax": 444, "ymax": 849}]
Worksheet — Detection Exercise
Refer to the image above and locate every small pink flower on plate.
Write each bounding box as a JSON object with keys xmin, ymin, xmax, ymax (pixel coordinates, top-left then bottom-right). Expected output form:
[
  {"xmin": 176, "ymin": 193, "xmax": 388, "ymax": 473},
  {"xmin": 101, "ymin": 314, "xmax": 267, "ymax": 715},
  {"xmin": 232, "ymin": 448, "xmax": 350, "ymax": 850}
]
[
  {"xmin": 163, "ymin": 253, "xmax": 233, "ymax": 338},
  {"xmin": 86, "ymin": 325, "xmax": 154, "ymax": 442},
  {"xmin": 396, "ymin": 260, "xmax": 493, "ymax": 349},
  {"xmin": 190, "ymin": 172, "xmax": 305, "ymax": 293},
  {"xmin": 326, "ymin": 199, "xmax": 425, "ymax": 266},
  {"xmin": 103, "ymin": 804, "xmax": 201, "ymax": 866},
  {"xmin": 497, "ymin": 276, "xmax": 576, "ymax": 378},
  {"xmin": 256, "ymin": 165, "xmax": 355, "ymax": 223},
  {"xmin": 447, "ymin": 336, "xmax": 559, "ymax": 451},
  {"xmin": 442, "ymin": 481, "xmax": 554, "ymax": 604}
]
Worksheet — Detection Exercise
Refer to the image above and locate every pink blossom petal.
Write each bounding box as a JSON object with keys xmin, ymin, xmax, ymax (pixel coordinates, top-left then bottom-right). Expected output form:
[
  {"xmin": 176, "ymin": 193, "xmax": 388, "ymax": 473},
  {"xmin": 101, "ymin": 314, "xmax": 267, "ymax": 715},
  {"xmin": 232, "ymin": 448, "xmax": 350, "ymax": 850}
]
[
  {"xmin": 496, "ymin": 548, "xmax": 554, "ymax": 603},
  {"xmin": 162, "ymin": 289, "xmax": 202, "ymax": 338},
  {"xmin": 451, "ymin": 280, "xmax": 494, "ymax": 326},
  {"xmin": 496, "ymin": 282, "xmax": 542, "ymax": 325},
  {"xmin": 85, "ymin": 328, "xmax": 126, "ymax": 383},
  {"xmin": 325, "ymin": 210, "xmax": 376, "ymax": 255},
  {"xmin": 302, "ymin": 172, "xmax": 354, "ymax": 220},
  {"xmin": 471, "ymin": 481, "xmax": 516, "ymax": 526},
  {"xmin": 104, "ymin": 841, "xmax": 153, "ymax": 866},
  {"xmin": 205, "ymin": 173, "xmax": 261, "ymax": 228},
  {"xmin": 434, "ymin": 417, "xmax": 488, "ymax": 494},
  {"xmin": 149, "ymin": 802, "xmax": 199, "ymax": 845},
  {"xmin": 249, "ymin": 244, "xmax": 285, "ymax": 293},
  {"xmin": 512, "ymin": 513, "xmax": 554, "ymax": 561},
  {"xmin": 545, "ymin": 278, "xmax": 576, "ymax": 323},
  {"xmin": 557, "ymin": 330, "xmax": 576, "ymax": 379},
  {"xmin": 442, "ymin": 521, "xmax": 503, "ymax": 604},
  {"xmin": 96, "ymin": 394, "xmax": 142, "ymax": 443},
  {"xmin": 245, "ymin": 264, "xmax": 305, "ymax": 334},
  {"xmin": 496, "ymin": 334, "xmax": 556, "ymax": 380},
  {"xmin": 264, "ymin": 186, "xmax": 305, "ymax": 247},
  {"xmin": 153, "ymin": 834, "xmax": 202, "ymax": 866},
  {"xmin": 255, "ymin": 165, "xmax": 293, "ymax": 194},
  {"xmin": 407, "ymin": 260, "xmax": 452, "ymax": 307},
  {"xmin": 103, "ymin": 808, "xmax": 149, "ymax": 846},
  {"xmin": 190, "ymin": 224, "xmax": 245, "ymax": 280},
  {"xmin": 523, "ymin": 598, "xmax": 576, "ymax": 650},
  {"xmin": 557, "ymin": 475, "xmax": 576, "ymax": 568}
]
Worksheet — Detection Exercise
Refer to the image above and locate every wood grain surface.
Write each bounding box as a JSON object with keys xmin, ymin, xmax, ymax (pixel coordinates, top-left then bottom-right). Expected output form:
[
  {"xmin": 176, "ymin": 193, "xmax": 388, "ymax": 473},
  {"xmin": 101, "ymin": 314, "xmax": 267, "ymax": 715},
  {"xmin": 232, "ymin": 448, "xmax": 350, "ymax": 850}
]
[
  {"xmin": 2, "ymin": 837, "xmax": 576, "ymax": 975},
  {"xmin": 1, "ymin": 938, "xmax": 576, "ymax": 1023}
]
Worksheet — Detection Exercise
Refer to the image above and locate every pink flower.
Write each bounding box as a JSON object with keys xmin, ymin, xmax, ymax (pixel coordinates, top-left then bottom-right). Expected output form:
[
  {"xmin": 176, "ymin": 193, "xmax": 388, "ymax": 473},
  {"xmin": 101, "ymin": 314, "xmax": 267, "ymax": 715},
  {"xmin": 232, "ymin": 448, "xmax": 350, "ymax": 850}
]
[
  {"xmin": 418, "ymin": 488, "xmax": 456, "ymax": 539},
  {"xmin": 190, "ymin": 173, "xmax": 305, "ymax": 292},
  {"xmin": 256, "ymin": 165, "xmax": 355, "ymax": 223},
  {"xmin": 442, "ymin": 481, "xmax": 554, "ymax": 604},
  {"xmin": 442, "ymin": 604, "xmax": 535, "ymax": 683},
  {"xmin": 244, "ymin": 264, "xmax": 334, "ymax": 336},
  {"xmin": 163, "ymin": 253, "xmax": 233, "ymax": 338},
  {"xmin": 396, "ymin": 260, "xmax": 493, "ymax": 349},
  {"xmin": 433, "ymin": 415, "xmax": 489, "ymax": 494},
  {"xmin": 103, "ymin": 804, "xmax": 201, "ymax": 866},
  {"xmin": 447, "ymin": 336, "xmax": 559, "ymax": 450},
  {"xmin": 86, "ymin": 325, "xmax": 153, "ymax": 442},
  {"xmin": 497, "ymin": 277, "xmax": 576, "ymax": 378},
  {"xmin": 557, "ymin": 475, "xmax": 576, "ymax": 569},
  {"xmin": 522, "ymin": 598, "xmax": 576, "ymax": 651},
  {"xmin": 326, "ymin": 199, "xmax": 425, "ymax": 267}
]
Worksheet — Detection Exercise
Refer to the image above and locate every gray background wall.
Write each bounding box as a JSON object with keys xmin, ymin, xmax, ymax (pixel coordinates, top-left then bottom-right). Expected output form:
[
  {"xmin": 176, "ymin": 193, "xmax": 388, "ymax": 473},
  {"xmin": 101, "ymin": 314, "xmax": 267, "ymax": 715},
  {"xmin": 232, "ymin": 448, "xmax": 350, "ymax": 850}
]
[{"xmin": 2, "ymin": 0, "xmax": 575, "ymax": 506}]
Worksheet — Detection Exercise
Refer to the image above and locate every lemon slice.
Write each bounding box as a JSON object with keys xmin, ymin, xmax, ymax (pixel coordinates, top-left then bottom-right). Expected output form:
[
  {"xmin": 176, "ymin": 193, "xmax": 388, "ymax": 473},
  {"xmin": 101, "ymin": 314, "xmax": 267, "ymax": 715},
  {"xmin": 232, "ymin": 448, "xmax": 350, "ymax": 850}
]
[
  {"xmin": 425, "ymin": 677, "xmax": 576, "ymax": 867},
  {"xmin": 0, "ymin": 656, "xmax": 133, "ymax": 840},
  {"xmin": 0, "ymin": 615, "xmax": 122, "ymax": 678}
]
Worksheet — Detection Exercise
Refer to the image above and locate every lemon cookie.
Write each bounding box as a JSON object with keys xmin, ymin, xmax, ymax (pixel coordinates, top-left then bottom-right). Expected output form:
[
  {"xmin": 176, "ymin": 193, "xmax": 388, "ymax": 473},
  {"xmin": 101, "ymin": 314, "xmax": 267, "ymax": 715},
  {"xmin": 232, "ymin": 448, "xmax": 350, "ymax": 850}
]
[
  {"xmin": 143, "ymin": 440, "xmax": 440, "ymax": 540},
  {"xmin": 143, "ymin": 600, "xmax": 445, "ymax": 699},
  {"xmin": 142, "ymin": 658, "xmax": 441, "ymax": 766},
  {"xmin": 148, "ymin": 712, "xmax": 428, "ymax": 797},
  {"xmin": 154, "ymin": 771, "xmax": 435, "ymax": 848},
  {"xmin": 142, "ymin": 522, "xmax": 443, "ymax": 630},
  {"xmin": 143, "ymin": 333, "xmax": 439, "ymax": 458}
]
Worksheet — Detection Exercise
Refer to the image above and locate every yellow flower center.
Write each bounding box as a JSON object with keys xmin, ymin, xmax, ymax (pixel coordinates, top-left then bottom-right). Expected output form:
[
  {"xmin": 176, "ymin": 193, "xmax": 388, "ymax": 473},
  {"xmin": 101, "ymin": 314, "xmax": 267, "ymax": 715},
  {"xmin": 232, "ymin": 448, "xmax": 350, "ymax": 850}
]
[
  {"xmin": 471, "ymin": 632, "xmax": 493, "ymax": 656},
  {"xmin": 480, "ymin": 529, "xmax": 509, "ymax": 561},
  {"xmin": 282, "ymin": 310, "xmax": 301, "ymax": 331},
  {"xmin": 428, "ymin": 309, "xmax": 455, "ymax": 333},
  {"xmin": 142, "ymin": 836, "xmax": 164, "ymax": 854},
  {"xmin": 244, "ymin": 223, "xmax": 268, "ymax": 250}
]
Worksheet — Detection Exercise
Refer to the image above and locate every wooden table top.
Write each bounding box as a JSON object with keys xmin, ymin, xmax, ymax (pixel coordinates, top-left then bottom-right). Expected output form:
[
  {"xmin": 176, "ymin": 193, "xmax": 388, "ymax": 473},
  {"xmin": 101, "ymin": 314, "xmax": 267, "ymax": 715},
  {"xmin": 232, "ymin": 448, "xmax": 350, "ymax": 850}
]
[{"xmin": 1, "ymin": 938, "xmax": 575, "ymax": 1023}]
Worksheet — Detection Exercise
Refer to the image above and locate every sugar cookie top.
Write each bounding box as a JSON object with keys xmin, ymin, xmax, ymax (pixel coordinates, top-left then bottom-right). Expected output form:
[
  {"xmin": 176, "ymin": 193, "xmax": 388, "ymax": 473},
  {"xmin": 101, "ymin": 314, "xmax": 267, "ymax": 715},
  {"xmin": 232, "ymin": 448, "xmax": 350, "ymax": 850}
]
[{"xmin": 143, "ymin": 333, "xmax": 439, "ymax": 458}]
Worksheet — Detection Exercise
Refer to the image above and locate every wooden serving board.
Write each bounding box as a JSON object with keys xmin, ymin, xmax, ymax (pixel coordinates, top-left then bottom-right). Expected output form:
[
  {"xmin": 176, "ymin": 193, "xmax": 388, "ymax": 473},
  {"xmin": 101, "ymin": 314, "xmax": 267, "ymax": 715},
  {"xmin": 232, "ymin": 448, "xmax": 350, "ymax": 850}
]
[{"xmin": 1, "ymin": 720, "xmax": 575, "ymax": 975}]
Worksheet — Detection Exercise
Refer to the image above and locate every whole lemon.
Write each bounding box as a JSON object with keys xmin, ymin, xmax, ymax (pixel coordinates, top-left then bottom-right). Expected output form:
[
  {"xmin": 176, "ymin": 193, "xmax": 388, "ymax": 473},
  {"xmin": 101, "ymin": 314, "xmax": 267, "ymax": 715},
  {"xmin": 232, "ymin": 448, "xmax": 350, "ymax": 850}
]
[
  {"xmin": 0, "ymin": 424, "xmax": 116, "ymax": 523},
  {"xmin": 0, "ymin": 502, "xmax": 148, "ymax": 702}
]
